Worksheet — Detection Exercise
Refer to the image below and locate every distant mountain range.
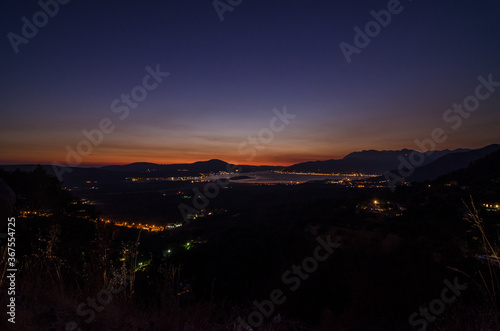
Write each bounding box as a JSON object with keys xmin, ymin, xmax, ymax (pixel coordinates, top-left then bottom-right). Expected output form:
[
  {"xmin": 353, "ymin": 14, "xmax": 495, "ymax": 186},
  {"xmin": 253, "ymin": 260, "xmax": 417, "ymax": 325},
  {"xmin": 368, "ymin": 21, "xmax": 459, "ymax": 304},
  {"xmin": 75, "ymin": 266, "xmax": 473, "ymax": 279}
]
[
  {"xmin": 284, "ymin": 145, "xmax": 500, "ymax": 179},
  {"xmin": 284, "ymin": 148, "xmax": 459, "ymax": 174},
  {"xmin": 1, "ymin": 144, "xmax": 498, "ymax": 185},
  {"xmin": 101, "ymin": 159, "xmax": 236, "ymax": 174},
  {"xmin": 436, "ymin": 148, "xmax": 500, "ymax": 188},
  {"xmin": 0, "ymin": 160, "xmax": 280, "ymax": 187},
  {"xmin": 101, "ymin": 159, "xmax": 278, "ymax": 175},
  {"xmin": 406, "ymin": 144, "xmax": 500, "ymax": 182}
]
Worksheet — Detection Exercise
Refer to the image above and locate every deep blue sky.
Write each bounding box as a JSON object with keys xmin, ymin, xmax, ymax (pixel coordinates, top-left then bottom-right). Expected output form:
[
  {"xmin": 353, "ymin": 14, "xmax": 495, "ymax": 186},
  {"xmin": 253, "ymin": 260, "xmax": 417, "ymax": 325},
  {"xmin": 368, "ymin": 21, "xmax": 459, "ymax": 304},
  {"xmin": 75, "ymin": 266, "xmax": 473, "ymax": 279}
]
[{"xmin": 1, "ymin": 0, "xmax": 499, "ymax": 165}]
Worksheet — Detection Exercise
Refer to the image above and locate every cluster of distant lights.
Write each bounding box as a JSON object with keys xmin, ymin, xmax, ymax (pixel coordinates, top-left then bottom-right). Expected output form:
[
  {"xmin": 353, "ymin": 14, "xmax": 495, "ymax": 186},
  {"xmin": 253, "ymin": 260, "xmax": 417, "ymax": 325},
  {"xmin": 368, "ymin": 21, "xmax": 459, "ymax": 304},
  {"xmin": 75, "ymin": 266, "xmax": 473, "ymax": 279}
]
[
  {"xmin": 126, "ymin": 176, "xmax": 204, "ymax": 182},
  {"xmin": 126, "ymin": 170, "xmax": 237, "ymax": 183},
  {"xmin": 356, "ymin": 200, "xmax": 404, "ymax": 217},
  {"xmin": 328, "ymin": 177, "xmax": 388, "ymax": 188},
  {"xmin": 19, "ymin": 198, "xmax": 94, "ymax": 218},
  {"xmin": 165, "ymin": 239, "xmax": 208, "ymax": 257},
  {"xmin": 275, "ymin": 170, "xmax": 379, "ymax": 177},
  {"xmin": 18, "ymin": 210, "xmax": 53, "ymax": 217},
  {"xmin": 83, "ymin": 171, "xmax": 380, "ymax": 187},
  {"xmin": 101, "ymin": 219, "xmax": 181, "ymax": 232}
]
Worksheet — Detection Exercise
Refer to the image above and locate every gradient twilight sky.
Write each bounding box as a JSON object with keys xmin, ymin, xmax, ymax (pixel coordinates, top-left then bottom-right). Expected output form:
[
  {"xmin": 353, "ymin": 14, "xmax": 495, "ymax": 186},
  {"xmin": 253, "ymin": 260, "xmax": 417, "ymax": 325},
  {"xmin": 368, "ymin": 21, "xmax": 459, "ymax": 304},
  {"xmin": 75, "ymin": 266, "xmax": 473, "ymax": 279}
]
[{"xmin": 1, "ymin": 0, "xmax": 500, "ymax": 166}]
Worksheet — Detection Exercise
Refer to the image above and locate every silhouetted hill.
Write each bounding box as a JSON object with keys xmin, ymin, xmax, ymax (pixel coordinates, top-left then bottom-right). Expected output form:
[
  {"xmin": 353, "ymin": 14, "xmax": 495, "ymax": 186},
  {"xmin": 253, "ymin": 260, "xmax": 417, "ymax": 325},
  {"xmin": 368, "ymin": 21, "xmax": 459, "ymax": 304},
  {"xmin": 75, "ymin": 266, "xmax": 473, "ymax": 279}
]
[
  {"xmin": 100, "ymin": 159, "xmax": 281, "ymax": 176},
  {"xmin": 101, "ymin": 159, "xmax": 234, "ymax": 175},
  {"xmin": 101, "ymin": 162, "xmax": 161, "ymax": 173},
  {"xmin": 238, "ymin": 165, "xmax": 281, "ymax": 172},
  {"xmin": 407, "ymin": 144, "xmax": 500, "ymax": 182},
  {"xmin": 1, "ymin": 145, "xmax": 497, "ymax": 186},
  {"xmin": 285, "ymin": 148, "xmax": 466, "ymax": 174},
  {"xmin": 0, "ymin": 164, "xmax": 124, "ymax": 183},
  {"xmin": 54, "ymin": 167, "xmax": 129, "ymax": 186},
  {"xmin": 186, "ymin": 159, "xmax": 234, "ymax": 173},
  {"xmin": 435, "ymin": 148, "xmax": 500, "ymax": 187},
  {"xmin": 0, "ymin": 160, "xmax": 281, "ymax": 187}
]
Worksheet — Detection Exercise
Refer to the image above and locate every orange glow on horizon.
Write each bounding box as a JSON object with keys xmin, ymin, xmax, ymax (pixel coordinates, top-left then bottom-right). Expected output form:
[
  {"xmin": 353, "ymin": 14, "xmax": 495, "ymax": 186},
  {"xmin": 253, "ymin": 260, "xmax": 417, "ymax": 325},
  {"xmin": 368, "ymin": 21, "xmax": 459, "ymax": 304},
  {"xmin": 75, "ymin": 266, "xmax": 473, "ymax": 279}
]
[
  {"xmin": 0, "ymin": 155, "xmax": 306, "ymax": 168},
  {"xmin": 77, "ymin": 158, "xmax": 300, "ymax": 168}
]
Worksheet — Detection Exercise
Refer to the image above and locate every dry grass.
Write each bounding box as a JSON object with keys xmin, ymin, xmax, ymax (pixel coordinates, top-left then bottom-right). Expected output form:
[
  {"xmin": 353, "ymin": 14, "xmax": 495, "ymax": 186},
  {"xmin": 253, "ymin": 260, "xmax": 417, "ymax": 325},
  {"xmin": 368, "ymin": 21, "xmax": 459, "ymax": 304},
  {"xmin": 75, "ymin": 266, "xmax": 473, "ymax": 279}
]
[{"xmin": 463, "ymin": 197, "xmax": 500, "ymax": 307}]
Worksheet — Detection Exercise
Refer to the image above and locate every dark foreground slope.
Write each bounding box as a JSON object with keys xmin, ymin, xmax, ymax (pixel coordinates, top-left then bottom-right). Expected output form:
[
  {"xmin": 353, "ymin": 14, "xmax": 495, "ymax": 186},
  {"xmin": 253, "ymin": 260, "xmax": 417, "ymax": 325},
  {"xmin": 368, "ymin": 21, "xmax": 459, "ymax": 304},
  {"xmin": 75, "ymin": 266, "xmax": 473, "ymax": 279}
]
[
  {"xmin": 407, "ymin": 144, "xmax": 500, "ymax": 182},
  {"xmin": 0, "ymin": 165, "xmax": 499, "ymax": 330}
]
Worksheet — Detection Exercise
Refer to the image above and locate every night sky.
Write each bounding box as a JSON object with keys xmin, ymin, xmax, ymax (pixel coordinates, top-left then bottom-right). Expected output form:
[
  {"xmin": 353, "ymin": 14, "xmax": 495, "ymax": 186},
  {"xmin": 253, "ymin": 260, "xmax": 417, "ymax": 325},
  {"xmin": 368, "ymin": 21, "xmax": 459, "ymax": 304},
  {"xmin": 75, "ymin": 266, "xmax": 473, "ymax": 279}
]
[{"xmin": 1, "ymin": 0, "xmax": 500, "ymax": 166}]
